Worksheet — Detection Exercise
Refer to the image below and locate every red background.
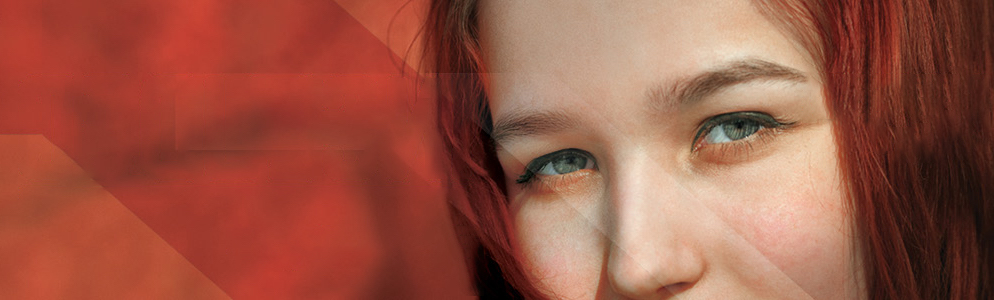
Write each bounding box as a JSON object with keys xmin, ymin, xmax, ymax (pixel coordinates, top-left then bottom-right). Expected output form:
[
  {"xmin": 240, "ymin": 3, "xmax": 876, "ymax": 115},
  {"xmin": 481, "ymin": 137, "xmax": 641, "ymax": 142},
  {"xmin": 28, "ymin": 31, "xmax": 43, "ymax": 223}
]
[{"xmin": 0, "ymin": 0, "xmax": 472, "ymax": 298}]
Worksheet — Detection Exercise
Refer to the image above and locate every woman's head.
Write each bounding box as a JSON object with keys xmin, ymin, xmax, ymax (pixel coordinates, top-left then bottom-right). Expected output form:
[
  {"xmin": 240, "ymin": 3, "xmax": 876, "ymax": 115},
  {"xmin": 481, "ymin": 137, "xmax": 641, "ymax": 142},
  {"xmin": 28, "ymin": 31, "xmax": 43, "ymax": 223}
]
[
  {"xmin": 425, "ymin": 0, "xmax": 992, "ymax": 299},
  {"xmin": 480, "ymin": 0, "xmax": 854, "ymax": 298}
]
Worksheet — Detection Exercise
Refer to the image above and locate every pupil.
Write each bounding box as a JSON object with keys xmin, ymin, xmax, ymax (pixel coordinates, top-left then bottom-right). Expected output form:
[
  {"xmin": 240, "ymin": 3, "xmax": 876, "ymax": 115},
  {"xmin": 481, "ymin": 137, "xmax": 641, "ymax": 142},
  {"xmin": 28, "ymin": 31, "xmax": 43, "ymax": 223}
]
[
  {"xmin": 722, "ymin": 120, "xmax": 760, "ymax": 140},
  {"xmin": 552, "ymin": 154, "xmax": 586, "ymax": 174}
]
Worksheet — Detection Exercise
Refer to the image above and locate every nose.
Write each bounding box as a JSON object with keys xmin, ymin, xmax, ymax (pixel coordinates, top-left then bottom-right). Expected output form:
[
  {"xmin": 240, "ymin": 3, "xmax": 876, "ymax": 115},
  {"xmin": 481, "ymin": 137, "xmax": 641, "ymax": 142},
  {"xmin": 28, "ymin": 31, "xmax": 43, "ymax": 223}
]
[{"xmin": 605, "ymin": 156, "xmax": 705, "ymax": 299}]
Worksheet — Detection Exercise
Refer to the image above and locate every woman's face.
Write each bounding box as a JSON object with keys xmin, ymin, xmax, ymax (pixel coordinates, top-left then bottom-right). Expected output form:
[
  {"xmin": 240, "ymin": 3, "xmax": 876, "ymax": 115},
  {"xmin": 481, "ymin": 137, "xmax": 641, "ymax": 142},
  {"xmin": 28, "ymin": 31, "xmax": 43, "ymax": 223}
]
[{"xmin": 479, "ymin": 0, "xmax": 861, "ymax": 298}]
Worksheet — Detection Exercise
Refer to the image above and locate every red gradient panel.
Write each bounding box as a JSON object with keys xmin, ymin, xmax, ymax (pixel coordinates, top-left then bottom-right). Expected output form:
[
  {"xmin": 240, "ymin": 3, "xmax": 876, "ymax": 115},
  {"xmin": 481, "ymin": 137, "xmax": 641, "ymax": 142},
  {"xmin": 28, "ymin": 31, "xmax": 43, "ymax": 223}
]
[
  {"xmin": 0, "ymin": 135, "xmax": 230, "ymax": 299},
  {"xmin": 0, "ymin": 0, "xmax": 470, "ymax": 298}
]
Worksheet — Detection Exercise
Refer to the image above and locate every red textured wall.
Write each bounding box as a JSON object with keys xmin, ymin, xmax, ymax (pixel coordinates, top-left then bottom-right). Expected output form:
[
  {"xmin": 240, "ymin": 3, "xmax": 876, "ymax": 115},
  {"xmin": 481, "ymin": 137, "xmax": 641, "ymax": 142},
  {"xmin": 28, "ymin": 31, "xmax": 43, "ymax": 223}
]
[{"xmin": 0, "ymin": 0, "xmax": 471, "ymax": 298}]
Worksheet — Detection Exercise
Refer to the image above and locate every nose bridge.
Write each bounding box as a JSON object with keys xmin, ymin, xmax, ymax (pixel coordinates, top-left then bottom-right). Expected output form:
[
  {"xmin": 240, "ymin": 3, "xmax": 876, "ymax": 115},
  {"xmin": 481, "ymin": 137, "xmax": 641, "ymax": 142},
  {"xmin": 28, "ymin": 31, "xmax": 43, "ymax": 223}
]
[{"xmin": 606, "ymin": 150, "xmax": 704, "ymax": 298}]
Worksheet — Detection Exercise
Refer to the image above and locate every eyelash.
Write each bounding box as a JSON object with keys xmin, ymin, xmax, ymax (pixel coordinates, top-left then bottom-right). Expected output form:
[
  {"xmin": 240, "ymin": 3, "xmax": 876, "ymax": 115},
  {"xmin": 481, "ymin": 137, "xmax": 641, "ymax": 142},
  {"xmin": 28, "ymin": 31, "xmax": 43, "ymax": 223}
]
[
  {"xmin": 690, "ymin": 111, "xmax": 794, "ymax": 163},
  {"xmin": 516, "ymin": 148, "xmax": 595, "ymax": 187},
  {"xmin": 692, "ymin": 111, "xmax": 791, "ymax": 147},
  {"xmin": 514, "ymin": 111, "xmax": 793, "ymax": 186}
]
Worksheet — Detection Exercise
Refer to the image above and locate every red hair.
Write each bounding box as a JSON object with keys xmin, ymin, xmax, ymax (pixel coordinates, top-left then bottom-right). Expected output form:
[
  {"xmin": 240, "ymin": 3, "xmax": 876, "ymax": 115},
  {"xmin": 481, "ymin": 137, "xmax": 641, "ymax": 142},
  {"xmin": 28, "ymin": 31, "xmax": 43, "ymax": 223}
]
[
  {"xmin": 422, "ymin": 0, "xmax": 993, "ymax": 298},
  {"xmin": 822, "ymin": 1, "xmax": 993, "ymax": 299}
]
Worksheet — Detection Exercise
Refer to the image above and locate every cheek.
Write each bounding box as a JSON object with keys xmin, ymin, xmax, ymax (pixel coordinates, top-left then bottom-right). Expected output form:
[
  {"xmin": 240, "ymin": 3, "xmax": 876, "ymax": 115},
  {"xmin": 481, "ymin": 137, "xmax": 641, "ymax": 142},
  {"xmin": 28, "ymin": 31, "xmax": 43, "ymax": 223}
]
[
  {"xmin": 712, "ymin": 126, "xmax": 853, "ymax": 297},
  {"xmin": 510, "ymin": 183, "xmax": 607, "ymax": 299},
  {"xmin": 739, "ymin": 174, "xmax": 848, "ymax": 274}
]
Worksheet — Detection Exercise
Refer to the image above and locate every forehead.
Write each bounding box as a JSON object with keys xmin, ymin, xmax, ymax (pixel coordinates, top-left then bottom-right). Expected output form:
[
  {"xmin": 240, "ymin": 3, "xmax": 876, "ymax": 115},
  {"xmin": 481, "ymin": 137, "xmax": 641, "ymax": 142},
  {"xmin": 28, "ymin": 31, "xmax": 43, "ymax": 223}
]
[{"xmin": 477, "ymin": 0, "xmax": 815, "ymax": 117}]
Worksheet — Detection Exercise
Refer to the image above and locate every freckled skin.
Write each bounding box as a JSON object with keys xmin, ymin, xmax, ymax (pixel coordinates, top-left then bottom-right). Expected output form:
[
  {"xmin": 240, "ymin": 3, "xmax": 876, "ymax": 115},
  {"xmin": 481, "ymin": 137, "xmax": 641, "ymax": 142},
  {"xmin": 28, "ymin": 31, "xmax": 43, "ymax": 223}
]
[{"xmin": 481, "ymin": 0, "xmax": 862, "ymax": 299}]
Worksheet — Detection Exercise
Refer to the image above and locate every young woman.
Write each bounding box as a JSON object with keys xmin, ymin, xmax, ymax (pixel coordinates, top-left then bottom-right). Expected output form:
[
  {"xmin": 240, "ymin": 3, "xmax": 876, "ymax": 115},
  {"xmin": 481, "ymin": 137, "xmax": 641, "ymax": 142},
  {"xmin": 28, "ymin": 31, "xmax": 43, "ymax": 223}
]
[{"xmin": 423, "ymin": 0, "xmax": 993, "ymax": 298}]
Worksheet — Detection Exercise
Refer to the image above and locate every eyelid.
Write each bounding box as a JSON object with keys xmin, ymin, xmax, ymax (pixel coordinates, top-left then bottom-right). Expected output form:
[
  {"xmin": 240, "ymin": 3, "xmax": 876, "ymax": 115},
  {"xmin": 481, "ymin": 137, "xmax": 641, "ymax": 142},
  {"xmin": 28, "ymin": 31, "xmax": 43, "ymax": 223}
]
[
  {"xmin": 691, "ymin": 111, "xmax": 785, "ymax": 151},
  {"xmin": 693, "ymin": 128, "xmax": 779, "ymax": 163},
  {"xmin": 525, "ymin": 148, "xmax": 593, "ymax": 172},
  {"xmin": 528, "ymin": 169, "xmax": 597, "ymax": 193},
  {"xmin": 517, "ymin": 148, "xmax": 596, "ymax": 185},
  {"xmin": 691, "ymin": 111, "xmax": 797, "ymax": 164}
]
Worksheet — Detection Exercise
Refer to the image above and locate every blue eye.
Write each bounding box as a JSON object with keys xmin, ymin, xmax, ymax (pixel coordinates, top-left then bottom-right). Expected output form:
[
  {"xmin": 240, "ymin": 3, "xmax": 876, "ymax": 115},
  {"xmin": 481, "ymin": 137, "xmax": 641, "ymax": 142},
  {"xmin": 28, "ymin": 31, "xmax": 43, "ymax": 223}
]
[
  {"xmin": 516, "ymin": 149, "xmax": 595, "ymax": 184},
  {"xmin": 704, "ymin": 118, "xmax": 763, "ymax": 143},
  {"xmin": 694, "ymin": 112, "xmax": 783, "ymax": 148},
  {"xmin": 535, "ymin": 152, "xmax": 591, "ymax": 175}
]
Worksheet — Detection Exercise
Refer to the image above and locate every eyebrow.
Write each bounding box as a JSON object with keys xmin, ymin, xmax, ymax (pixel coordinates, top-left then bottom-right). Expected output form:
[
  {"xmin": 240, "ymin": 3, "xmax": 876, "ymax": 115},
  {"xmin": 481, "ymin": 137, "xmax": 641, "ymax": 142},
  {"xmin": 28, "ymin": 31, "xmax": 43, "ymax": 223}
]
[
  {"xmin": 664, "ymin": 58, "xmax": 807, "ymax": 106},
  {"xmin": 491, "ymin": 110, "xmax": 578, "ymax": 148},
  {"xmin": 490, "ymin": 59, "xmax": 808, "ymax": 146}
]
